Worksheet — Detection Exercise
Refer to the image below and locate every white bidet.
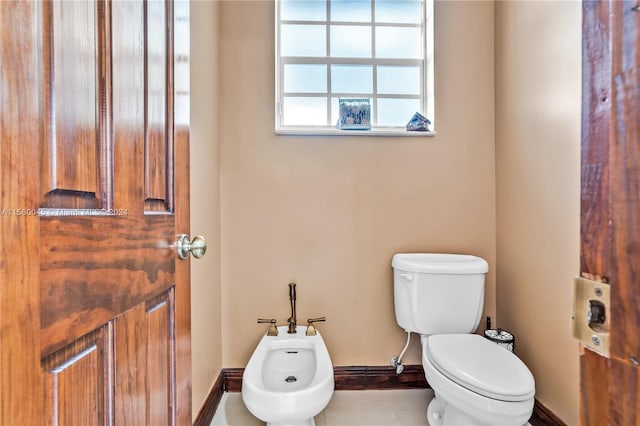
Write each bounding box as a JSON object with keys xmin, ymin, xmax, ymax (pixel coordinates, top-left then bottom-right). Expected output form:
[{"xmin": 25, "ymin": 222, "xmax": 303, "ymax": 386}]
[{"xmin": 242, "ymin": 326, "xmax": 334, "ymax": 426}]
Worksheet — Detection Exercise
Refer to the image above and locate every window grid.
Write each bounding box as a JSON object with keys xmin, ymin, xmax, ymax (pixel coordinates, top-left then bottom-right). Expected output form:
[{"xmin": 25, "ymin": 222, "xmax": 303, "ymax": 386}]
[
  {"xmin": 326, "ymin": 0, "xmax": 332, "ymax": 123},
  {"xmin": 276, "ymin": 0, "xmax": 432, "ymax": 131},
  {"xmin": 371, "ymin": 0, "xmax": 377, "ymax": 124}
]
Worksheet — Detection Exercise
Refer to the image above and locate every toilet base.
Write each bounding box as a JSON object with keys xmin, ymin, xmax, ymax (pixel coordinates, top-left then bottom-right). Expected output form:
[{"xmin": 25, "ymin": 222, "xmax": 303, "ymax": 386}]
[
  {"xmin": 427, "ymin": 397, "xmax": 477, "ymax": 426},
  {"xmin": 427, "ymin": 396, "xmax": 531, "ymax": 426},
  {"xmin": 266, "ymin": 418, "xmax": 315, "ymax": 426}
]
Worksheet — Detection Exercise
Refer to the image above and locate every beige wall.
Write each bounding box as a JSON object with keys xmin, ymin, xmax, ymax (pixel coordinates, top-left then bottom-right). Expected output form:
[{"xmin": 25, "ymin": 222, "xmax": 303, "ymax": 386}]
[
  {"xmin": 219, "ymin": 0, "xmax": 496, "ymax": 367},
  {"xmin": 190, "ymin": 0, "xmax": 583, "ymax": 421},
  {"xmin": 495, "ymin": 1, "xmax": 581, "ymax": 424},
  {"xmin": 190, "ymin": 0, "xmax": 222, "ymax": 417}
]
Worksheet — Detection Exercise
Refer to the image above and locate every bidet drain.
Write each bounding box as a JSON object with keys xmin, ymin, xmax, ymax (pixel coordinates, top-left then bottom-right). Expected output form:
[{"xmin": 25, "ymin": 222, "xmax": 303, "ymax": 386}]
[{"xmin": 285, "ymin": 376, "xmax": 297, "ymax": 383}]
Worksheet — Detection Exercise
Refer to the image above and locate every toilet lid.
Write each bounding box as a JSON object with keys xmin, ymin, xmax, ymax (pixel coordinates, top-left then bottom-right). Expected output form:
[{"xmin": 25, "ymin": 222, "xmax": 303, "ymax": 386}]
[{"xmin": 426, "ymin": 334, "xmax": 535, "ymax": 402}]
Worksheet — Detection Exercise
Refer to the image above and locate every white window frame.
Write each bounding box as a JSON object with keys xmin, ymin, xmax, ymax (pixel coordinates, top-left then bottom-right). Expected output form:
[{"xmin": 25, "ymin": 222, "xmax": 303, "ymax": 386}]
[{"xmin": 275, "ymin": 0, "xmax": 435, "ymax": 136}]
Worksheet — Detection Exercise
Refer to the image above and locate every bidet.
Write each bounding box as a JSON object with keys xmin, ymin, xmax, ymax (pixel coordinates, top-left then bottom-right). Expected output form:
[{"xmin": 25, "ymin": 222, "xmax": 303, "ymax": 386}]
[
  {"xmin": 243, "ymin": 284, "xmax": 334, "ymax": 426},
  {"xmin": 242, "ymin": 326, "xmax": 334, "ymax": 426}
]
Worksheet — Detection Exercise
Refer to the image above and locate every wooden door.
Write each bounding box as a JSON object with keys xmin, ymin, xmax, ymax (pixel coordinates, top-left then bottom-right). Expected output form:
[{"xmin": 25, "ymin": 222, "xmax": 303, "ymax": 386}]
[
  {"xmin": 581, "ymin": 0, "xmax": 640, "ymax": 424},
  {"xmin": 0, "ymin": 0, "xmax": 192, "ymax": 424}
]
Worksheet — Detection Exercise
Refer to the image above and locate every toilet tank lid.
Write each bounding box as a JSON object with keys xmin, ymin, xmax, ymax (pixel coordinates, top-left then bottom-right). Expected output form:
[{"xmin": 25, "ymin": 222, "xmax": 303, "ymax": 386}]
[{"xmin": 392, "ymin": 253, "xmax": 489, "ymax": 274}]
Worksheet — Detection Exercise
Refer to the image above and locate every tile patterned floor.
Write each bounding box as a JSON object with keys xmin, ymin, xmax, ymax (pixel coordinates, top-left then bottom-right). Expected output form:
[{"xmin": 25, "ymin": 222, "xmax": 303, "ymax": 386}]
[{"xmin": 211, "ymin": 389, "xmax": 434, "ymax": 426}]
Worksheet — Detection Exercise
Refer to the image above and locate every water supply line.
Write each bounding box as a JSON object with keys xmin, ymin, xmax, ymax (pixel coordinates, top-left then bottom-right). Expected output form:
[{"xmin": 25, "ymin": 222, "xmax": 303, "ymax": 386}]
[{"xmin": 390, "ymin": 331, "xmax": 411, "ymax": 374}]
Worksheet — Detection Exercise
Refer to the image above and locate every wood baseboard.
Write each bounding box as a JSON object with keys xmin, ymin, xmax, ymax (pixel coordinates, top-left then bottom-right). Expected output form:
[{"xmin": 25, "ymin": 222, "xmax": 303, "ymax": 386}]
[
  {"xmin": 222, "ymin": 367, "xmax": 244, "ymax": 392},
  {"xmin": 222, "ymin": 365, "xmax": 429, "ymax": 393},
  {"xmin": 530, "ymin": 399, "xmax": 567, "ymax": 426},
  {"xmin": 333, "ymin": 365, "xmax": 429, "ymax": 390},
  {"xmin": 193, "ymin": 371, "xmax": 225, "ymax": 426},
  {"xmin": 194, "ymin": 366, "xmax": 565, "ymax": 426}
]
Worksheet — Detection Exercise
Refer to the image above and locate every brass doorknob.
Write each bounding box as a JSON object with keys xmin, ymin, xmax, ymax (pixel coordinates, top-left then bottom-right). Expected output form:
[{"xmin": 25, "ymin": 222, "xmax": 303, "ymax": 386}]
[{"xmin": 176, "ymin": 234, "xmax": 207, "ymax": 260}]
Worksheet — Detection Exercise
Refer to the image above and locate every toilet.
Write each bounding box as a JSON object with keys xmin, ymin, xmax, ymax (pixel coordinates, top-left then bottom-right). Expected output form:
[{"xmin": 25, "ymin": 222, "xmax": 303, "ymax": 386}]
[
  {"xmin": 392, "ymin": 253, "xmax": 535, "ymax": 426},
  {"xmin": 242, "ymin": 325, "xmax": 334, "ymax": 426}
]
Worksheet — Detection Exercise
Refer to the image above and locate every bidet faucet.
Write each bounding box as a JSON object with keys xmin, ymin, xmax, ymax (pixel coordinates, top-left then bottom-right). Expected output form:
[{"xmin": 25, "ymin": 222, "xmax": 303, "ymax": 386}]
[
  {"xmin": 257, "ymin": 318, "xmax": 278, "ymax": 336},
  {"xmin": 287, "ymin": 282, "xmax": 297, "ymax": 334},
  {"xmin": 305, "ymin": 317, "xmax": 326, "ymax": 336}
]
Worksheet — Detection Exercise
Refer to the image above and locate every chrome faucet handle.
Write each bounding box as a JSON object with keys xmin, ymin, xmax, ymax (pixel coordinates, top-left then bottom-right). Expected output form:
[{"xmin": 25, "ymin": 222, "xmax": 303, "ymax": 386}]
[
  {"xmin": 257, "ymin": 318, "xmax": 278, "ymax": 336},
  {"xmin": 306, "ymin": 317, "xmax": 326, "ymax": 336}
]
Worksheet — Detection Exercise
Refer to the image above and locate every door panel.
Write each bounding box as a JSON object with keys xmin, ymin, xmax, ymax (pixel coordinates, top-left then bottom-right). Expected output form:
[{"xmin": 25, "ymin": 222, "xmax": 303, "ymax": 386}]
[
  {"xmin": 39, "ymin": 215, "xmax": 175, "ymax": 355},
  {"xmin": 145, "ymin": 292, "xmax": 176, "ymax": 425},
  {"xmin": 114, "ymin": 290, "xmax": 176, "ymax": 425},
  {"xmin": 0, "ymin": 0, "xmax": 191, "ymax": 424},
  {"xmin": 42, "ymin": 0, "xmax": 103, "ymax": 209},
  {"xmin": 114, "ymin": 303, "xmax": 146, "ymax": 425},
  {"xmin": 145, "ymin": 0, "xmax": 172, "ymax": 212},
  {"xmin": 42, "ymin": 326, "xmax": 111, "ymax": 426},
  {"xmin": 581, "ymin": 0, "xmax": 640, "ymax": 424},
  {"xmin": 112, "ymin": 0, "xmax": 144, "ymax": 214}
]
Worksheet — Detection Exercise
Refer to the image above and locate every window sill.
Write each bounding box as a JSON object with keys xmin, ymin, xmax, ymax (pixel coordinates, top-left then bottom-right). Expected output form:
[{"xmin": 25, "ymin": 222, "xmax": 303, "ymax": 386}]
[{"xmin": 275, "ymin": 126, "xmax": 437, "ymax": 137}]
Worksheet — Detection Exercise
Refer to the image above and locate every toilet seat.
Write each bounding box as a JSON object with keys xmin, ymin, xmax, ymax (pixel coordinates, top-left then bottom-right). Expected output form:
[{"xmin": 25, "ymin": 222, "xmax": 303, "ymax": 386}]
[
  {"xmin": 422, "ymin": 341, "xmax": 535, "ymax": 426},
  {"xmin": 425, "ymin": 334, "xmax": 535, "ymax": 402}
]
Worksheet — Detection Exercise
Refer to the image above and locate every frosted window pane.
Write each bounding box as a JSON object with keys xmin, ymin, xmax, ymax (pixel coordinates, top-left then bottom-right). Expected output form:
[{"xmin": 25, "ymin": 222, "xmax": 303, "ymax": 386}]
[
  {"xmin": 331, "ymin": 0, "xmax": 371, "ymax": 22},
  {"xmin": 281, "ymin": 0, "xmax": 326, "ymax": 21},
  {"xmin": 331, "ymin": 65, "xmax": 373, "ymax": 93},
  {"xmin": 375, "ymin": 0, "xmax": 421, "ymax": 24},
  {"xmin": 332, "ymin": 97, "xmax": 374, "ymax": 124},
  {"xmin": 375, "ymin": 27, "xmax": 421, "ymax": 58},
  {"xmin": 284, "ymin": 64, "xmax": 327, "ymax": 93},
  {"xmin": 377, "ymin": 66, "xmax": 420, "ymax": 94},
  {"xmin": 377, "ymin": 98, "xmax": 421, "ymax": 126},
  {"xmin": 281, "ymin": 25, "xmax": 326, "ymax": 57},
  {"xmin": 330, "ymin": 26, "xmax": 371, "ymax": 57},
  {"xmin": 282, "ymin": 97, "xmax": 328, "ymax": 125}
]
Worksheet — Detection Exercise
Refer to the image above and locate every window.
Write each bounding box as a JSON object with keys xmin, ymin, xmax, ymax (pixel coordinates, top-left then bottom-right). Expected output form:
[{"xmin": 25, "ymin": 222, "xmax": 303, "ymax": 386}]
[{"xmin": 275, "ymin": 0, "xmax": 434, "ymax": 135}]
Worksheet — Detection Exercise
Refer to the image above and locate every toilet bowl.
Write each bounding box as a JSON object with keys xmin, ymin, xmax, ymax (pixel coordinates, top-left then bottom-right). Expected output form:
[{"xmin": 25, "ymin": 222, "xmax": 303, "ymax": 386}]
[
  {"xmin": 422, "ymin": 334, "xmax": 535, "ymax": 426},
  {"xmin": 242, "ymin": 325, "xmax": 334, "ymax": 426}
]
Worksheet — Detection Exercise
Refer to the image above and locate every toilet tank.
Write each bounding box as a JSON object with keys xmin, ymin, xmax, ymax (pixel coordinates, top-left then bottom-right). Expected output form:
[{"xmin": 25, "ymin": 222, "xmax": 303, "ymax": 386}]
[{"xmin": 392, "ymin": 253, "xmax": 489, "ymax": 335}]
